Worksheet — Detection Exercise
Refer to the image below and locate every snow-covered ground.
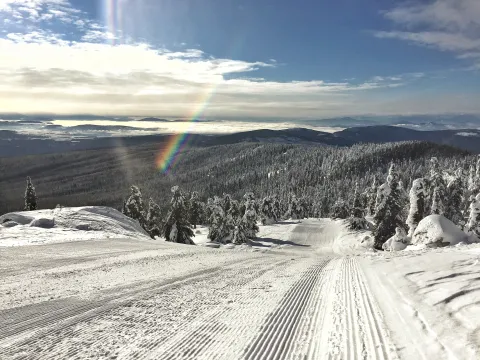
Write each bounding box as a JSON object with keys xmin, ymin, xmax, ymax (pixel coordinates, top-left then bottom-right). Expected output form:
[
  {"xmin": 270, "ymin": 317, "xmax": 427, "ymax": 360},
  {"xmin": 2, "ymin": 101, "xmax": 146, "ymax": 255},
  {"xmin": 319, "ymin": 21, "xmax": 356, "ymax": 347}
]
[
  {"xmin": 0, "ymin": 207, "xmax": 150, "ymax": 246},
  {"xmin": 0, "ymin": 211, "xmax": 479, "ymax": 359}
]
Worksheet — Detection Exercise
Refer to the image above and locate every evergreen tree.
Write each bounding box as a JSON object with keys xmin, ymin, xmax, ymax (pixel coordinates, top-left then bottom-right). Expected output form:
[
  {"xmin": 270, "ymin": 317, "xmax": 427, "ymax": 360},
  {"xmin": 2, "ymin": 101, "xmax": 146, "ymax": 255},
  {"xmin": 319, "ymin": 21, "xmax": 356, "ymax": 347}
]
[
  {"xmin": 468, "ymin": 164, "xmax": 476, "ymax": 192},
  {"xmin": 428, "ymin": 157, "xmax": 446, "ymax": 215},
  {"xmin": 188, "ymin": 191, "xmax": 202, "ymax": 229},
  {"xmin": 445, "ymin": 169, "xmax": 464, "ymax": 226},
  {"xmin": 123, "ymin": 185, "xmax": 147, "ymax": 229},
  {"xmin": 208, "ymin": 196, "xmax": 227, "ymax": 242},
  {"xmin": 222, "ymin": 193, "xmax": 232, "ymax": 215},
  {"xmin": 232, "ymin": 217, "xmax": 249, "ymax": 245},
  {"xmin": 243, "ymin": 196, "xmax": 259, "ymax": 239},
  {"xmin": 260, "ymin": 196, "xmax": 276, "ymax": 224},
  {"xmin": 466, "ymin": 193, "xmax": 480, "ymax": 238},
  {"xmin": 430, "ymin": 188, "xmax": 444, "ymax": 215},
  {"xmin": 163, "ymin": 186, "xmax": 195, "ymax": 245},
  {"xmin": 373, "ymin": 163, "xmax": 403, "ymax": 250},
  {"xmin": 225, "ymin": 199, "xmax": 241, "ymax": 240},
  {"xmin": 331, "ymin": 199, "xmax": 350, "ymax": 219},
  {"xmin": 146, "ymin": 198, "xmax": 163, "ymax": 239},
  {"xmin": 366, "ymin": 176, "xmax": 377, "ymax": 216},
  {"xmin": 272, "ymin": 194, "xmax": 282, "ymax": 221},
  {"xmin": 24, "ymin": 176, "xmax": 37, "ymax": 211},
  {"xmin": 350, "ymin": 182, "xmax": 363, "ymax": 218},
  {"xmin": 406, "ymin": 178, "xmax": 425, "ymax": 237},
  {"xmin": 475, "ymin": 156, "xmax": 480, "ymax": 192}
]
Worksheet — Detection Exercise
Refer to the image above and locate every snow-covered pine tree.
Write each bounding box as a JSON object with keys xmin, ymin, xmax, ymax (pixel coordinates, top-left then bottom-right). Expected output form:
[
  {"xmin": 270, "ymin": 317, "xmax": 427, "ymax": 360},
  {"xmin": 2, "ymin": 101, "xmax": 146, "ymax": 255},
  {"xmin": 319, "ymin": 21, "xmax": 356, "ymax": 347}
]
[
  {"xmin": 406, "ymin": 178, "xmax": 425, "ymax": 237},
  {"xmin": 146, "ymin": 198, "xmax": 163, "ymax": 239},
  {"xmin": 205, "ymin": 198, "xmax": 214, "ymax": 225},
  {"xmin": 475, "ymin": 156, "xmax": 480, "ymax": 192},
  {"xmin": 243, "ymin": 197, "xmax": 259, "ymax": 239},
  {"xmin": 466, "ymin": 193, "xmax": 480, "ymax": 238},
  {"xmin": 430, "ymin": 188, "xmax": 444, "ymax": 215},
  {"xmin": 272, "ymin": 194, "xmax": 282, "ymax": 221},
  {"xmin": 24, "ymin": 176, "xmax": 37, "ymax": 211},
  {"xmin": 224, "ymin": 199, "xmax": 241, "ymax": 240},
  {"xmin": 188, "ymin": 191, "xmax": 202, "ymax": 229},
  {"xmin": 366, "ymin": 176, "xmax": 377, "ymax": 216},
  {"xmin": 397, "ymin": 180, "xmax": 409, "ymax": 223},
  {"xmin": 373, "ymin": 163, "xmax": 403, "ymax": 249},
  {"xmin": 123, "ymin": 185, "xmax": 147, "ymax": 229},
  {"xmin": 260, "ymin": 196, "xmax": 276, "ymax": 224},
  {"xmin": 351, "ymin": 182, "xmax": 363, "ymax": 218},
  {"xmin": 208, "ymin": 196, "xmax": 227, "ymax": 242},
  {"xmin": 232, "ymin": 217, "xmax": 248, "ymax": 245},
  {"xmin": 331, "ymin": 199, "xmax": 349, "ymax": 219},
  {"xmin": 163, "ymin": 186, "xmax": 195, "ymax": 245},
  {"xmin": 222, "ymin": 193, "xmax": 232, "ymax": 215},
  {"xmin": 445, "ymin": 169, "xmax": 464, "ymax": 226},
  {"xmin": 468, "ymin": 164, "xmax": 476, "ymax": 192},
  {"xmin": 428, "ymin": 157, "xmax": 446, "ymax": 215}
]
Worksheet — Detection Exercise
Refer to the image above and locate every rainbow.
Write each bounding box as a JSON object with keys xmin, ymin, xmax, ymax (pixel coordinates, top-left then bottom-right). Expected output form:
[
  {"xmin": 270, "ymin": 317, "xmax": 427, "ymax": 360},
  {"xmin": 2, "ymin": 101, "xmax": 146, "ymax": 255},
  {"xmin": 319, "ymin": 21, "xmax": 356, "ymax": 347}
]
[{"xmin": 155, "ymin": 86, "xmax": 217, "ymax": 173}]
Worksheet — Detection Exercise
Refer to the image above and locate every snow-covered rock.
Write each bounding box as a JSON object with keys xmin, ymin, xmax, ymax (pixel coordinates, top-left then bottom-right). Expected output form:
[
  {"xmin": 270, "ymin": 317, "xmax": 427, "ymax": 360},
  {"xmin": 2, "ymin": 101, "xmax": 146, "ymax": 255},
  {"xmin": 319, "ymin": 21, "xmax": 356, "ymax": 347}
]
[
  {"xmin": 382, "ymin": 227, "xmax": 409, "ymax": 251},
  {"xmin": 0, "ymin": 206, "xmax": 150, "ymax": 246},
  {"xmin": 412, "ymin": 215, "xmax": 469, "ymax": 247}
]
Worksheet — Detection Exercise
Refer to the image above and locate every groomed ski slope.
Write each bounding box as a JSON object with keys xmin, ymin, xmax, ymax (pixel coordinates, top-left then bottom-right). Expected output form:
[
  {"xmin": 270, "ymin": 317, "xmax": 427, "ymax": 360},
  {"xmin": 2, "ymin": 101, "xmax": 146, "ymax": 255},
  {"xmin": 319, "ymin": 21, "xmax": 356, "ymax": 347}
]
[{"xmin": 0, "ymin": 219, "xmax": 478, "ymax": 359}]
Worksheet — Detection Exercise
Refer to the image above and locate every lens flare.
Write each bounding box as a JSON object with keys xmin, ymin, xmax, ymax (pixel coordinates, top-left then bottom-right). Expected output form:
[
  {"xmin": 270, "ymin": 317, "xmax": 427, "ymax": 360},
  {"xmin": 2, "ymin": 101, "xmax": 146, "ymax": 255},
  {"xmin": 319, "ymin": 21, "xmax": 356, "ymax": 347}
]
[
  {"xmin": 103, "ymin": 0, "xmax": 124, "ymax": 45},
  {"xmin": 155, "ymin": 84, "xmax": 218, "ymax": 174}
]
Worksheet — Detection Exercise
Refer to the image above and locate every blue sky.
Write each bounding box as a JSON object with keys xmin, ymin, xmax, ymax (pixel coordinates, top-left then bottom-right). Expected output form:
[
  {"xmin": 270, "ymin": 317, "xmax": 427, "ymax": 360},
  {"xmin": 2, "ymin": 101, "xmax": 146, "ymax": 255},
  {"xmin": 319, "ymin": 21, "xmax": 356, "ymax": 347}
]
[{"xmin": 0, "ymin": 0, "xmax": 479, "ymax": 119}]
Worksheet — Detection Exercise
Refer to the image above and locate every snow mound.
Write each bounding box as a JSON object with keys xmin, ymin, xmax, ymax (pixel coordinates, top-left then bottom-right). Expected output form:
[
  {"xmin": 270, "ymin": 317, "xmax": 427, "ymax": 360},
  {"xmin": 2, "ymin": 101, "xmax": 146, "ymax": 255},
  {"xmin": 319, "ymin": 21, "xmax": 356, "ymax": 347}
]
[
  {"xmin": 382, "ymin": 227, "xmax": 409, "ymax": 251},
  {"xmin": 0, "ymin": 206, "xmax": 149, "ymax": 247},
  {"xmin": 412, "ymin": 215, "xmax": 469, "ymax": 247}
]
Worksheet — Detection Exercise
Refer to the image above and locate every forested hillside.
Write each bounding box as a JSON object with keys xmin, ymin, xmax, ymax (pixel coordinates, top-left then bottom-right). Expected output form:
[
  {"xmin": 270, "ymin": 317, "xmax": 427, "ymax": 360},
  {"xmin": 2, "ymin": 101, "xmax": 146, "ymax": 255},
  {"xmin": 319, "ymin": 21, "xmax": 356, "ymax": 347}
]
[{"xmin": 0, "ymin": 141, "xmax": 470, "ymax": 216}]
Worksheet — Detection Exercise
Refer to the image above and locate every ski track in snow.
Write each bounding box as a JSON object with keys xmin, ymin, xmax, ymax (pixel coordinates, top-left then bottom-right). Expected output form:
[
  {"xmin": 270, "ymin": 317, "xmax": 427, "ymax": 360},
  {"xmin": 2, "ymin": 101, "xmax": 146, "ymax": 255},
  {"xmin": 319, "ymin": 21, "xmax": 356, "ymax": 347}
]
[
  {"xmin": 326, "ymin": 258, "xmax": 398, "ymax": 360},
  {"xmin": 1, "ymin": 218, "xmax": 475, "ymax": 359}
]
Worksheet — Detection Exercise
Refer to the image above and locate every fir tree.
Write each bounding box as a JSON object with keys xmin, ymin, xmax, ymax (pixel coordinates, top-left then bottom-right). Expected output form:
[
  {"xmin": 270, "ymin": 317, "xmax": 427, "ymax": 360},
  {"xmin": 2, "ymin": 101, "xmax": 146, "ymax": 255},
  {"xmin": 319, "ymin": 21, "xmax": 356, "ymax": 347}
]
[
  {"xmin": 24, "ymin": 176, "xmax": 37, "ymax": 211},
  {"xmin": 123, "ymin": 185, "xmax": 147, "ymax": 229},
  {"xmin": 163, "ymin": 186, "xmax": 195, "ymax": 245},
  {"xmin": 428, "ymin": 157, "xmax": 446, "ymax": 215},
  {"xmin": 243, "ymin": 196, "xmax": 259, "ymax": 239},
  {"xmin": 260, "ymin": 196, "xmax": 276, "ymax": 224},
  {"xmin": 188, "ymin": 191, "xmax": 202, "ymax": 229},
  {"xmin": 272, "ymin": 194, "xmax": 282, "ymax": 221},
  {"xmin": 331, "ymin": 199, "xmax": 350, "ymax": 219},
  {"xmin": 406, "ymin": 178, "xmax": 425, "ymax": 237},
  {"xmin": 430, "ymin": 188, "xmax": 444, "ymax": 215},
  {"xmin": 232, "ymin": 217, "xmax": 249, "ymax": 245},
  {"xmin": 468, "ymin": 164, "xmax": 476, "ymax": 192},
  {"xmin": 225, "ymin": 199, "xmax": 241, "ymax": 240},
  {"xmin": 208, "ymin": 196, "xmax": 227, "ymax": 242},
  {"xmin": 466, "ymin": 193, "xmax": 480, "ymax": 238},
  {"xmin": 366, "ymin": 176, "xmax": 377, "ymax": 216},
  {"xmin": 445, "ymin": 169, "xmax": 464, "ymax": 226},
  {"xmin": 146, "ymin": 198, "xmax": 163, "ymax": 239},
  {"xmin": 351, "ymin": 182, "xmax": 363, "ymax": 218},
  {"xmin": 373, "ymin": 163, "xmax": 403, "ymax": 250}
]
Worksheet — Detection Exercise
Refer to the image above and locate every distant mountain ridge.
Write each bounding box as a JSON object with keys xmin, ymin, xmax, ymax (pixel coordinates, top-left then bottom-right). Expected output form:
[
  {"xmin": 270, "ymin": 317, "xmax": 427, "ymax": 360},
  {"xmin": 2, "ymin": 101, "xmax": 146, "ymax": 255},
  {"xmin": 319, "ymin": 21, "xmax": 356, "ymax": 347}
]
[
  {"xmin": 1, "ymin": 125, "xmax": 480, "ymax": 157},
  {"xmin": 207, "ymin": 126, "xmax": 480, "ymax": 153}
]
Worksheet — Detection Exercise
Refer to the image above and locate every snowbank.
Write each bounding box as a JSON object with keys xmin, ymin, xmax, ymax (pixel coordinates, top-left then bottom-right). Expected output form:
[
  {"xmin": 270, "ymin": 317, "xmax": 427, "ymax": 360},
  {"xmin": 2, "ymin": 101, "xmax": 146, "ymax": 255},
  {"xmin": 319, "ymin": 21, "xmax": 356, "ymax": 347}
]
[
  {"xmin": 0, "ymin": 206, "xmax": 150, "ymax": 246},
  {"xmin": 412, "ymin": 214, "xmax": 469, "ymax": 247},
  {"xmin": 329, "ymin": 219, "xmax": 375, "ymax": 254},
  {"xmin": 382, "ymin": 227, "xmax": 409, "ymax": 251}
]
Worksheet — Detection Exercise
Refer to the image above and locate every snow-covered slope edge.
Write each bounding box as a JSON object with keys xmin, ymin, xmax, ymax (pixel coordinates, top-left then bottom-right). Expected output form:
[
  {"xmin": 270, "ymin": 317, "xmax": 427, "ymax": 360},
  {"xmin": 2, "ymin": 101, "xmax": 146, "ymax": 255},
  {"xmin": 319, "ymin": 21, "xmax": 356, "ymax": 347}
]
[{"xmin": 0, "ymin": 206, "xmax": 150, "ymax": 246}]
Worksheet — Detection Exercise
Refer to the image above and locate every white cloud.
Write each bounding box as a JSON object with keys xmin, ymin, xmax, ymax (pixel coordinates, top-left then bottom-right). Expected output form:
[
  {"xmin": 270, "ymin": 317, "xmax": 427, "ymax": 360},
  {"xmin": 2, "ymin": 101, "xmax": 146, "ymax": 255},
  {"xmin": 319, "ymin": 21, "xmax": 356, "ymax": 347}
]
[
  {"xmin": 0, "ymin": 0, "xmax": 471, "ymax": 118},
  {"xmin": 376, "ymin": 0, "xmax": 480, "ymax": 67}
]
